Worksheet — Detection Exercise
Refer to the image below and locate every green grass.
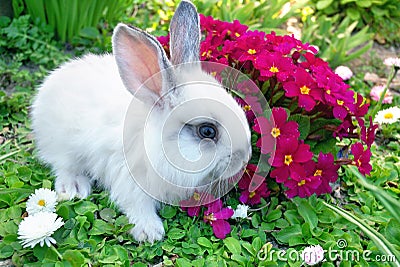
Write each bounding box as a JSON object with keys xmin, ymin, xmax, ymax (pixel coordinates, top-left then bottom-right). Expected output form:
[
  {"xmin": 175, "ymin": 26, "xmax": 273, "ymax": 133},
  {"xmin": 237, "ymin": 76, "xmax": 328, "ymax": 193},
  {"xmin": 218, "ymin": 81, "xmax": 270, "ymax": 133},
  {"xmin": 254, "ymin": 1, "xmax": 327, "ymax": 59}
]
[{"xmin": 1, "ymin": 9, "xmax": 400, "ymax": 267}]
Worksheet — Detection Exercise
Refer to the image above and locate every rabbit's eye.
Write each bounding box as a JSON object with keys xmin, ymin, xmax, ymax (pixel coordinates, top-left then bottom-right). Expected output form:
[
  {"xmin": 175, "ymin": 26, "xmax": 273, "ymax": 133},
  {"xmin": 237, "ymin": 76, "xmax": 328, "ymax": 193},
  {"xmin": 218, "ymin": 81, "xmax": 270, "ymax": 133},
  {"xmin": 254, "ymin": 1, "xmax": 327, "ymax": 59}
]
[{"xmin": 197, "ymin": 124, "xmax": 217, "ymax": 139}]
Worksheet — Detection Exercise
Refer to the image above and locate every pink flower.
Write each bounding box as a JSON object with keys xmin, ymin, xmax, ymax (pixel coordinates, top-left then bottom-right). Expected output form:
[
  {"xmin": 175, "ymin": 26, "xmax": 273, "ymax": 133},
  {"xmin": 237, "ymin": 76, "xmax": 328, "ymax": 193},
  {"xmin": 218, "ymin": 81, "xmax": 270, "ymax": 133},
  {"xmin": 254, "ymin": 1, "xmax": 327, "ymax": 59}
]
[
  {"xmin": 370, "ymin": 85, "xmax": 393, "ymax": 104},
  {"xmin": 253, "ymin": 107, "xmax": 299, "ymax": 154},
  {"xmin": 351, "ymin": 142, "xmax": 372, "ymax": 175},
  {"xmin": 384, "ymin": 57, "xmax": 400, "ymax": 68},
  {"xmin": 284, "ymin": 172, "xmax": 321, "ymax": 198},
  {"xmin": 180, "ymin": 191, "xmax": 216, "ymax": 217},
  {"xmin": 283, "ymin": 68, "xmax": 323, "ymax": 111},
  {"xmin": 255, "ymin": 52, "xmax": 295, "ymax": 82},
  {"xmin": 303, "ymin": 152, "xmax": 339, "ymax": 195},
  {"xmin": 270, "ymin": 137, "xmax": 314, "ymax": 183},
  {"xmin": 226, "ymin": 31, "xmax": 267, "ymax": 64},
  {"xmin": 334, "ymin": 66, "xmax": 353, "ymax": 80},
  {"xmin": 357, "ymin": 116, "xmax": 378, "ymax": 148},
  {"xmin": 238, "ymin": 164, "xmax": 270, "ymax": 205},
  {"xmin": 203, "ymin": 200, "xmax": 234, "ymax": 239},
  {"xmin": 236, "ymin": 95, "xmax": 263, "ymax": 122}
]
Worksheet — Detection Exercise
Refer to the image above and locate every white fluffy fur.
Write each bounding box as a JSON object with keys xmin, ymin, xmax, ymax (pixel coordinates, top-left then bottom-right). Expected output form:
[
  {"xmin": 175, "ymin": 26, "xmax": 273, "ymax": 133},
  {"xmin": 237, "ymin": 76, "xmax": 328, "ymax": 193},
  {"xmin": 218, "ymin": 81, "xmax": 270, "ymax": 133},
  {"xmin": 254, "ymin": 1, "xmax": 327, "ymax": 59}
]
[{"xmin": 31, "ymin": 2, "xmax": 251, "ymax": 243}]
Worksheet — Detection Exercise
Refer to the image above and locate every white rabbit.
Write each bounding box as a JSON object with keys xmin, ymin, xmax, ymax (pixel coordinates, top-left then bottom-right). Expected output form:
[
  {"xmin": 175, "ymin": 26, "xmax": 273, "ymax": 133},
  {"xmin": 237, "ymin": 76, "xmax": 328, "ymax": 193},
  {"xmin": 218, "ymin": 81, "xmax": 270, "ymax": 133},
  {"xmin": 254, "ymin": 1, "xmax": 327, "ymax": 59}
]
[{"xmin": 31, "ymin": 0, "xmax": 251, "ymax": 243}]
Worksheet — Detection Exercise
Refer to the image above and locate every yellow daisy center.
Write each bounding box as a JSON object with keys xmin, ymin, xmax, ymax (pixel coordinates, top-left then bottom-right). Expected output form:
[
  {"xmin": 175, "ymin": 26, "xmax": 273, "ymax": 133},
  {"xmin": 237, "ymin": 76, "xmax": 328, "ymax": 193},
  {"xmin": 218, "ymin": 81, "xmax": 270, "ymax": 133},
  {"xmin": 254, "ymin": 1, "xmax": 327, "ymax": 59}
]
[
  {"xmin": 284, "ymin": 155, "xmax": 293, "ymax": 166},
  {"xmin": 314, "ymin": 169, "xmax": 322, "ymax": 176},
  {"xmin": 337, "ymin": 100, "xmax": 344, "ymax": 106},
  {"xmin": 269, "ymin": 66, "xmax": 279, "ymax": 73},
  {"xmin": 297, "ymin": 180, "xmax": 306, "ymax": 186},
  {"xmin": 249, "ymin": 191, "xmax": 256, "ymax": 198},
  {"xmin": 247, "ymin": 49, "xmax": 256, "ymax": 55},
  {"xmin": 271, "ymin": 127, "xmax": 281, "ymax": 138},
  {"xmin": 326, "ymin": 89, "xmax": 331, "ymax": 95},
  {"xmin": 38, "ymin": 199, "xmax": 46, "ymax": 206},
  {"xmin": 384, "ymin": 112, "xmax": 394, "ymax": 119},
  {"xmin": 243, "ymin": 105, "xmax": 252, "ymax": 111},
  {"xmin": 300, "ymin": 85, "xmax": 310, "ymax": 95},
  {"xmin": 235, "ymin": 32, "xmax": 241, "ymax": 37}
]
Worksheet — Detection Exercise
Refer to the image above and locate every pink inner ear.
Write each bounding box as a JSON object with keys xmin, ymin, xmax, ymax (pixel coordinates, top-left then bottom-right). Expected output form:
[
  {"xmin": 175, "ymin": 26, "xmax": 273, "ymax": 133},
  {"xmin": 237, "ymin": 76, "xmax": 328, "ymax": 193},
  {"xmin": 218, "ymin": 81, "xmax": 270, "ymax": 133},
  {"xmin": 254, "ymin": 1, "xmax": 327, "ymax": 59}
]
[{"xmin": 116, "ymin": 31, "xmax": 163, "ymax": 96}]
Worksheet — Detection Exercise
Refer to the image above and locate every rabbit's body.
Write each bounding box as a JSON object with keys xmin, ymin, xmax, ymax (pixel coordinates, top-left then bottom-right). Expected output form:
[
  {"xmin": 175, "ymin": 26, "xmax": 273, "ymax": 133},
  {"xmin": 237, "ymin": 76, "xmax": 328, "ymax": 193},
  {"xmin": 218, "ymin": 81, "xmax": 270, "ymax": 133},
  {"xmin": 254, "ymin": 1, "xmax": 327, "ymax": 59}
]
[{"xmin": 31, "ymin": 0, "xmax": 251, "ymax": 243}]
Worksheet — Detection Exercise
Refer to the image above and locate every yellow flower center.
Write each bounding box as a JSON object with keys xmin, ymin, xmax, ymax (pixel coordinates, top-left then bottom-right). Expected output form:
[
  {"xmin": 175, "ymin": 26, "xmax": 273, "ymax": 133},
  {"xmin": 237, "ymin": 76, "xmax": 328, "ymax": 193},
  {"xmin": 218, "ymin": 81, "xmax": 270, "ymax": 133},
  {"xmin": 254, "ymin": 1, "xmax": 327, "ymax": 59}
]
[
  {"xmin": 284, "ymin": 155, "xmax": 293, "ymax": 166},
  {"xmin": 247, "ymin": 49, "xmax": 256, "ymax": 55},
  {"xmin": 271, "ymin": 127, "xmax": 281, "ymax": 138},
  {"xmin": 357, "ymin": 159, "xmax": 362, "ymax": 166},
  {"xmin": 193, "ymin": 192, "xmax": 200, "ymax": 201},
  {"xmin": 384, "ymin": 112, "xmax": 394, "ymax": 119},
  {"xmin": 249, "ymin": 191, "xmax": 256, "ymax": 198},
  {"xmin": 235, "ymin": 32, "xmax": 241, "ymax": 37},
  {"xmin": 227, "ymin": 30, "xmax": 231, "ymax": 35},
  {"xmin": 243, "ymin": 105, "xmax": 252, "ymax": 111},
  {"xmin": 38, "ymin": 199, "xmax": 46, "ymax": 206},
  {"xmin": 314, "ymin": 169, "xmax": 322, "ymax": 176},
  {"xmin": 326, "ymin": 89, "xmax": 331, "ymax": 94},
  {"xmin": 297, "ymin": 180, "xmax": 306, "ymax": 186},
  {"xmin": 300, "ymin": 85, "xmax": 310, "ymax": 95},
  {"xmin": 337, "ymin": 100, "xmax": 344, "ymax": 106},
  {"xmin": 269, "ymin": 65, "xmax": 279, "ymax": 73},
  {"xmin": 201, "ymin": 50, "xmax": 212, "ymax": 58},
  {"xmin": 204, "ymin": 214, "xmax": 216, "ymax": 223}
]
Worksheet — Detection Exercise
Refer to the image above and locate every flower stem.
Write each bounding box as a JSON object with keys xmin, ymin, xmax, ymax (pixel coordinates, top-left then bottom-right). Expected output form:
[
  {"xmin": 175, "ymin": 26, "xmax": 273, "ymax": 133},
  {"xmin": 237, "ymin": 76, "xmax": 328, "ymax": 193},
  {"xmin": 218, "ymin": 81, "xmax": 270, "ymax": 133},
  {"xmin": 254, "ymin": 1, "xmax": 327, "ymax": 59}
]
[
  {"xmin": 50, "ymin": 245, "xmax": 63, "ymax": 260},
  {"xmin": 370, "ymin": 66, "xmax": 398, "ymax": 119}
]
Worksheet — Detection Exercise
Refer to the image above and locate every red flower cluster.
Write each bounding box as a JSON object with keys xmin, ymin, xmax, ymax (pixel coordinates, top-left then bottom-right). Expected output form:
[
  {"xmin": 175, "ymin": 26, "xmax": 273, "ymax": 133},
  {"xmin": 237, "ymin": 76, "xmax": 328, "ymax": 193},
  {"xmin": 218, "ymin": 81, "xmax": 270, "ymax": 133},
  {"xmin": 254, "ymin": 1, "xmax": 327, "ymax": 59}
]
[{"xmin": 166, "ymin": 14, "xmax": 376, "ymax": 238}]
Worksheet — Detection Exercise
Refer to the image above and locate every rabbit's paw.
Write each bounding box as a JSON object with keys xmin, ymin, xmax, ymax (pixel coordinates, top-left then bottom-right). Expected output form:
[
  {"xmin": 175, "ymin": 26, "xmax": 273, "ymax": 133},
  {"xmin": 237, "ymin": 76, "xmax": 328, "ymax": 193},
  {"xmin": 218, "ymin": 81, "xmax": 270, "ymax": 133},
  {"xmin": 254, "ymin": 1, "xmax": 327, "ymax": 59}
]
[
  {"xmin": 55, "ymin": 174, "xmax": 92, "ymax": 200},
  {"xmin": 131, "ymin": 216, "xmax": 165, "ymax": 243}
]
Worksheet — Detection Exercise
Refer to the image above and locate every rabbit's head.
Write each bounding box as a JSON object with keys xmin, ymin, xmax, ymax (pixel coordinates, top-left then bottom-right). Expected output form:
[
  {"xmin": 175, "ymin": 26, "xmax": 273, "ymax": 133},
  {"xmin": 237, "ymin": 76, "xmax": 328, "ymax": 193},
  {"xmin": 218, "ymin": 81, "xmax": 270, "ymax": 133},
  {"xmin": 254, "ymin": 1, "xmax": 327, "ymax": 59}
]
[{"xmin": 113, "ymin": 1, "xmax": 252, "ymax": 201}]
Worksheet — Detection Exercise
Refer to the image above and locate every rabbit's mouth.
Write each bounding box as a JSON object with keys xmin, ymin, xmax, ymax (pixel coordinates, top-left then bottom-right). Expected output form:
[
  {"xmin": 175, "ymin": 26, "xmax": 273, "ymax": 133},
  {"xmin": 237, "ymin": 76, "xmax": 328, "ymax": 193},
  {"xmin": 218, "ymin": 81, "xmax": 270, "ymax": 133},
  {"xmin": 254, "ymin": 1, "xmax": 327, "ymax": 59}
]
[{"xmin": 211, "ymin": 150, "xmax": 250, "ymax": 181}]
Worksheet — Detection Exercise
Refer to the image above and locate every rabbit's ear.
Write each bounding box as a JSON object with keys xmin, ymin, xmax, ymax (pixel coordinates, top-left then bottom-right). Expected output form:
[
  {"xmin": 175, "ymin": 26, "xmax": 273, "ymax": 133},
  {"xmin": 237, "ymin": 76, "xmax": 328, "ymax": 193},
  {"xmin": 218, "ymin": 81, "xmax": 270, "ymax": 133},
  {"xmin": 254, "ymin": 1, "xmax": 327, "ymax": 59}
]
[
  {"xmin": 169, "ymin": 0, "xmax": 200, "ymax": 66},
  {"xmin": 112, "ymin": 24, "xmax": 176, "ymax": 105}
]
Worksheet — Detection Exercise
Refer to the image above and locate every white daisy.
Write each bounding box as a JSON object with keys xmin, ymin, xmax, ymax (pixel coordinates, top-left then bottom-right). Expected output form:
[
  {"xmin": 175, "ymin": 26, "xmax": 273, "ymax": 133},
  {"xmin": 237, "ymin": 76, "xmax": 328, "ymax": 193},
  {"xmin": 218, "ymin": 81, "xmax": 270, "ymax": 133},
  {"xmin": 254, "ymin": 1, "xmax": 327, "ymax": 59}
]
[
  {"xmin": 26, "ymin": 188, "xmax": 58, "ymax": 215},
  {"xmin": 383, "ymin": 57, "xmax": 400, "ymax": 68},
  {"xmin": 334, "ymin": 66, "xmax": 353, "ymax": 80},
  {"xmin": 231, "ymin": 204, "xmax": 249, "ymax": 219},
  {"xmin": 18, "ymin": 212, "xmax": 64, "ymax": 248},
  {"xmin": 301, "ymin": 245, "xmax": 325, "ymax": 266},
  {"xmin": 374, "ymin": 106, "xmax": 400, "ymax": 124}
]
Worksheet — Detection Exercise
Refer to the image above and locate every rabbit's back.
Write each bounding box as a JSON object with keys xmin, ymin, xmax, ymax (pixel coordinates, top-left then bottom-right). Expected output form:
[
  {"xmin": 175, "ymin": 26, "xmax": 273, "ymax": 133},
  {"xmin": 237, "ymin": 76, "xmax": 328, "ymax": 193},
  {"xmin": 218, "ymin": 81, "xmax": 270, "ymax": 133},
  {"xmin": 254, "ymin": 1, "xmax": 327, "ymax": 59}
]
[{"xmin": 31, "ymin": 54, "xmax": 135, "ymax": 179}]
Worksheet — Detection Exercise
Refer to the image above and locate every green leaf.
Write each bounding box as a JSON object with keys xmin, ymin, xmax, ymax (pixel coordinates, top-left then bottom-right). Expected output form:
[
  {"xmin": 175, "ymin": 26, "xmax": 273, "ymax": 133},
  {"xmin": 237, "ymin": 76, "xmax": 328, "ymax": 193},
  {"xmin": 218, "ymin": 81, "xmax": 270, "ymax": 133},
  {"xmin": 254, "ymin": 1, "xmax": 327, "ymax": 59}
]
[
  {"xmin": 79, "ymin": 27, "xmax": 99, "ymax": 39},
  {"xmin": 386, "ymin": 219, "xmax": 400, "ymax": 246},
  {"xmin": 176, "ymin": 258, "xmax": 192, "ymax": 267},
  {"xmin": 167, "ymin": 228, "xmax": 185, "ymax": 240},
  {"xmin": 160, "ymin": 206, "xmax": 177, "ymax": 219},
  {"xmin": 288, "ymin": 114, "xmax": 310, "ymax": 140},
  {"xmin": 265, "ymin": 209, "xmax": 282, "ymax": 222},
  {"xmin": 223, "ymin": 237, "xmax": 241, "ymax": 255},
  {"xmin": 74, "ymin": 201, "xmax": 98, "ymax": 215},
  {"xmin": 252, "ymin": 237, "xmax": 262, "ymax": 252},
  {"xmin": 197, "ymin": 237, "xmax": 213, "ymax": 248},
  {"xmin": 316, "ymin": 0, "xmax": 334, "ymax": 10},
  {"xmin": 0, "ymin": 244, "xmax": 13, "ymax": 259},
  {"xmin": 63, "ymin": 250, "xmax": 85, "ymax": 266},
  {"xmin": 293, "ymin": 197, "xmax": 318, "ymax": 229},
  {"xmin": 88, "ymin": 220, "xmax": 114, "ymax": 235},
  {"xmin": 99, "ymin": 208, "xmax": 116, "ymax": 222},
  {"xmin": 272, "ymin": 225, "xmax": 303, "ymax": 244}
]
